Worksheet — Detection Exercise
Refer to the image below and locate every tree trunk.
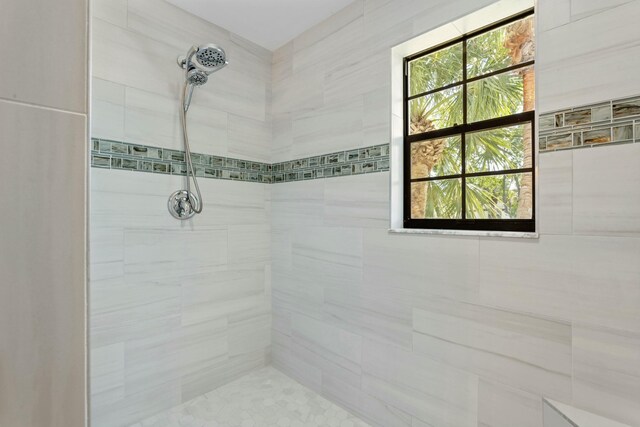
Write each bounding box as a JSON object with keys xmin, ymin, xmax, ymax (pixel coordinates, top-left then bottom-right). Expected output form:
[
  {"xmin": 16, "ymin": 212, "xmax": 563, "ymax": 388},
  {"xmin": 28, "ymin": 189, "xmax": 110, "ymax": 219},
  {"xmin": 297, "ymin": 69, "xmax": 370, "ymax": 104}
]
[
  {"xmin": 505, "ymin": 17, "xmax": 535, "ymax": 219},
  {"xmin": 517, "ymin": 68, "xmax": 535, "ymax": 219},
  {"xmin": 409, "ymin": 120, "xmax": 444, "ymax": 218}
]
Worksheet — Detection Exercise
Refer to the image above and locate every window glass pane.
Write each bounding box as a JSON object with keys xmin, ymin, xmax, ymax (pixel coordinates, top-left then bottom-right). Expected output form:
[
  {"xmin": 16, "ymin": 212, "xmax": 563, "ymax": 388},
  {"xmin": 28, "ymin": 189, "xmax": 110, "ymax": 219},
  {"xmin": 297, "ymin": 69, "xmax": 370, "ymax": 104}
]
[
  {"xmin": 465, "ymin": 172, "xmax": 533, "ymax": 219},
  {"xmin": 411, "ymin": 135, "xmax": 461, "ymax": 179},
  {"xmin": 411, "ymin": 179, "xmax": 462, "ymax": 219},
  {"xmin": 409, "ymin": 86, "xmax": 463, "ymax": 134},
  {"xmin": 467, "ymin": 66, "xmax": 534, "ymax": 123},
  {"xmin": 466, "ymin": 124, "xmax": 532, "ymax": 173},
  {"xmin": 467, "ymin": 15, "xmax": 535, "ymax": 78},
  {"xmin": 409, "ymin": 42, "xmax": 463, "ymax": 96}
]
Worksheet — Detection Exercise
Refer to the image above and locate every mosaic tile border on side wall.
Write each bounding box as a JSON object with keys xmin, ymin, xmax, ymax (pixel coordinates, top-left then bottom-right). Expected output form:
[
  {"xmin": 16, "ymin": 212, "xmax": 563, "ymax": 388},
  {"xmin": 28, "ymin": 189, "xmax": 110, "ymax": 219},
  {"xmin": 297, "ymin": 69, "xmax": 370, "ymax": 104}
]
[
  {"xmin": 90, "ymin": 95, "xmax": 640, "ymax": 183},
  {"xmin": 539, "ymin": 95, "xmax": 640, "ymax": 152},
  {"xmin": 91, "ymin": 139, "xmax": 389, "ymax": 184}
]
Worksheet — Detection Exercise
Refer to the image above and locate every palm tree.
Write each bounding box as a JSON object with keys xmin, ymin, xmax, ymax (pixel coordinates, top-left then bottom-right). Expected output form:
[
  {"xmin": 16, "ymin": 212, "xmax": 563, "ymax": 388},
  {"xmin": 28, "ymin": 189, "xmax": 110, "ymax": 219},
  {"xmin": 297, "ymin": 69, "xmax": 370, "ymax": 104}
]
[
  {"xmin": 408, "ymin": 15, "xmax": 534, "ymax": 220},
  {"xmin": 505, "ymin": 17, "xmax": 535, "ymax": 219}
]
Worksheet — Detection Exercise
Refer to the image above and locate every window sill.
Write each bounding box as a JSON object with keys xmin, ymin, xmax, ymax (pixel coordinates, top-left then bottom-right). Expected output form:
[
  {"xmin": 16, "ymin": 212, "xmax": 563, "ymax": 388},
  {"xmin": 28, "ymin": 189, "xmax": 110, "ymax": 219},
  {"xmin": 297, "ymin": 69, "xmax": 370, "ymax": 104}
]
[{"xmin": 388, "ymin": 228, "xmax": 539, "ymax": 239}]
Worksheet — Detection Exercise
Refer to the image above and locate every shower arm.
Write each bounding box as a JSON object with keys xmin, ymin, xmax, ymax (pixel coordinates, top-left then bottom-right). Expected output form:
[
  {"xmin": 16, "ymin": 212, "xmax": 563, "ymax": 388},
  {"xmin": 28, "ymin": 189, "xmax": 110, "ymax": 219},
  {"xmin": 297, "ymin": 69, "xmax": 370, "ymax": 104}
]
[{"xmin": 178, "ymin": 45, "xmax": 198, "ymax": 70}]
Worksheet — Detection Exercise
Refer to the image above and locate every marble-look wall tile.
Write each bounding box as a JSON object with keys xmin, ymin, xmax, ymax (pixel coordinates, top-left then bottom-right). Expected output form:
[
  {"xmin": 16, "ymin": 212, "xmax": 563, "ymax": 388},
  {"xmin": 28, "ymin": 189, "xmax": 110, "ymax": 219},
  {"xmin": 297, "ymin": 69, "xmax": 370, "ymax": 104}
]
[
  {"xmin": 228, "ymin": 314, "xmax": 271, "ymax": 357},
  {"xmin": 271, "ymin": 179, "xmax": 325, "ymax": 227},
  {"xmin": 92, "ymin": 78, "xmax": 126, "ymax": 142},
  {"xmin": 363, "ymin": 228, "xmax": 480, "ymax": 301},
  {"xmin": 324, "ymin": 172, "xmax": 390, "ymax": 228},
  {"xmin": 479, "ymin": 235, "xmax": 640, "ymax": 333},
  {"xmin": 361, "ymin": 338, "xmax": 478, "ymax": 427},
  {"xmin": 292, "ymin": 98, "xmax": 364, "ymax": 158},
  {"xmin": 478, "ymin": 380, "xmax": 542, "ymax": 427},
  {"xmin": 0, "ymin": 102, "xmax": 86, "ymax": 427},
  {"xmin": 538, "ymin": 150, "xmax": 573, "ymax": 234},
  {"xmin": 0, "ymin": 0, "xmax": 86, "ymax": 111},
  {"xmin": 537, "ymin": 1, "xmax": 640, "ymax": 112},
  {"xmin": 286, "ymin": 331, "xmax": 362, "ymax": 390},
  {"xmin": 228, "ymin": 114, "xmax": 271, "ymax": 163},
  {"xmin": 91, "ymin": 380, "xmax": 182, "ymax": 427},
  {"xmin": 570, "ymin": 0, "xmax": 635, "ymax": 21},
  {"xmin": 124, "ymin": 318, "xmax": 228, "ymax": 394},
  {"xmin": 572, "ymin": 325, "xmax": 640, "ymax": 426},
  {"xmin": 363, "ymin": 86, "xmax": 391, "ymax": 145},
  {"xmin": 322, "ymin": 373, "xmax": 413, "ymax": 427},
  {"xmin": 323, "ymin": 284, "xmax": 413, "ymax": 350},
  {"xmin": 573, "ymin": 143, "xmax": 640, "ymax": 236},
  {"xmin": 127, "ymin": 0, "xmax": 230, "ymax": 52},
  {"xmin": 92, "ymin": 0, "xmax": 127, "ymax": 27},
  {"xmin": 228, "ymin": 224, "xmax": 271, "ymax": 265},
  {"xmin": 291, "ymin": 313, "xmax": 363, "ymax": 365},
  {"xmin": 91, "ymin": 343, "xmax": 125, "ymax": 403},
  {"xmin": 123, "ymin": 87, "xmax": 229, "ymax": 156},
  {"xmin": 294, "ymin": 1, "xmax": 364, "ymax": 53},
  {"xmin": 413, "ymin": 298, "xmax": 572, "ymax": 399},
  {"xmin": 538, "ymin": 0, "xmax": 570, "ymax": 32},
  {"xmin": 271, "ymin": 340, "xmax": 324, "ymax": 391},
  {"xmin": 181, "ymin": 266, "xmax": 267, "ymax": 326},
  {"xmin": 291, "ymin": 226, "xmax": 363, "ymax": 288}
]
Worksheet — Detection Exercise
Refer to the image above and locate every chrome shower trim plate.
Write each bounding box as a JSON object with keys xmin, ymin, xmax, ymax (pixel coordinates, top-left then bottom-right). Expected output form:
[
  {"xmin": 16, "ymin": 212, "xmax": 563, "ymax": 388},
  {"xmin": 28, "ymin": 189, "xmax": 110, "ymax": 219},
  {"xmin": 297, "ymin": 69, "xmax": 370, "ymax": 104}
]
[{"xmin": 168, "ymin": 190, "xmax": 199, "ymax": 220}]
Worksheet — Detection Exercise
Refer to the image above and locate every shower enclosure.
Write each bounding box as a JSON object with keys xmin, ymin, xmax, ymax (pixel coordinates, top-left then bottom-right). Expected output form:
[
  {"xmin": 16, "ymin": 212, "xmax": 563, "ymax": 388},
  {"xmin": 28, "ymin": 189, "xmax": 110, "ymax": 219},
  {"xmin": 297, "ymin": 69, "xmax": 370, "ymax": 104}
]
[{"xmin": 89, "ymin": 1, "xmax": 272, "ymax": 425}]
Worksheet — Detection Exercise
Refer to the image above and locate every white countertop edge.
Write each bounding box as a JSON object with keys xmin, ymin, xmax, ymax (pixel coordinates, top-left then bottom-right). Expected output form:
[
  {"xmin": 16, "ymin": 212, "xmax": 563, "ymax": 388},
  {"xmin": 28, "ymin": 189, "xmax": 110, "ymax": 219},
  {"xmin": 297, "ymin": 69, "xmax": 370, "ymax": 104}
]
[
  {"xmin": 544, "ymin": 399, "xmax": 632, "ymax": 427},
  {"xmin": 388, "ymin": 228, "xmax": 539, "ymax": 239}
]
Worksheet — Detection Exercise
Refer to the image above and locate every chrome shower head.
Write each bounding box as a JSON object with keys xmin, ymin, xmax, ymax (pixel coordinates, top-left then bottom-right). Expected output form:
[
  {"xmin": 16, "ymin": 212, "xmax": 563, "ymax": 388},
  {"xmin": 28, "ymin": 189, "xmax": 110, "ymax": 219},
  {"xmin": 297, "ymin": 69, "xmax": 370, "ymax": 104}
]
[
  {"xmin": 178, "ymin": 44, "xmax": 228, "ymax": 77},
  {"xmin": 186, "ymin": 68, "xmax": 208, "ymax": 86},
  {"xmin": 195, "ymin": 44, "xmax": 227, "ymax": 70}
]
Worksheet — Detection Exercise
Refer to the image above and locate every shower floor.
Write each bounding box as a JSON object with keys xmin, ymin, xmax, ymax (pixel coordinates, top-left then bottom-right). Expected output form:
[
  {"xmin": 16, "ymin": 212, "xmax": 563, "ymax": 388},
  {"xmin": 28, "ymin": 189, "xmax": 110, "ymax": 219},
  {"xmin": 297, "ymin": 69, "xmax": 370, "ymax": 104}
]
[{"xmin": 128, "ymin": 367, "xmax": 372, "ymax": 427}]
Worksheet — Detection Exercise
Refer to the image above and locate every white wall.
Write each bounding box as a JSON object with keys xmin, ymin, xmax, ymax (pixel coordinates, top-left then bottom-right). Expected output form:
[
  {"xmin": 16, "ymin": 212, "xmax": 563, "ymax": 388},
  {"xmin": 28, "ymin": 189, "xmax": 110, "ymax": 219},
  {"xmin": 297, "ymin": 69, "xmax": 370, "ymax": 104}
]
[
  {"xmin": 0, "ymin": 0, "xmax": 88, "ymax": 426},
  {"xmin": 270, "ymin": 1, "xmax": 640, "ymax": 427},
  {"xmin": 89, "ymin": 1, "xmax": 272, "ymax": 426}
]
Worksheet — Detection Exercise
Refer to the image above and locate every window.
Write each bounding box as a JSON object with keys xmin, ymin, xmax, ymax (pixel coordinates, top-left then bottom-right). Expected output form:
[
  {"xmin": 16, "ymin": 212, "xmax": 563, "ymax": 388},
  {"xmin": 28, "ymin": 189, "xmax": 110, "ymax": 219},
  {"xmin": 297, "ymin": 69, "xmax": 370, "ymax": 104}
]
[{"xmin": 403, "ymin": 10, "xmax": 535, "ymax": 232}]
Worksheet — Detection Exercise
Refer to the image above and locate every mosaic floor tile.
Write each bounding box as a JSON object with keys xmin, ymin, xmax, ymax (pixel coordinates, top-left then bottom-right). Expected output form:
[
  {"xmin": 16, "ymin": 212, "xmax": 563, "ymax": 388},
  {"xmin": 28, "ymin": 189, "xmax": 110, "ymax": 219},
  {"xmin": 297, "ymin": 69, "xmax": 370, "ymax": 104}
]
[{"xmin": 128, "ymin": 367, "xmax": 371, "ymax": 427}]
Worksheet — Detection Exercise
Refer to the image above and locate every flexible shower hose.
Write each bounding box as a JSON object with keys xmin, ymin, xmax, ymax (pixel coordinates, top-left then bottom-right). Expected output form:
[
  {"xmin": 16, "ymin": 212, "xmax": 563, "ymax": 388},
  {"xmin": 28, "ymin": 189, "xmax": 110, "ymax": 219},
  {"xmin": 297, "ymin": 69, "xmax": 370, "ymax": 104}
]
[{"xmin": 180, "ymin": 82, "xmax": 204, "ymax": 214}]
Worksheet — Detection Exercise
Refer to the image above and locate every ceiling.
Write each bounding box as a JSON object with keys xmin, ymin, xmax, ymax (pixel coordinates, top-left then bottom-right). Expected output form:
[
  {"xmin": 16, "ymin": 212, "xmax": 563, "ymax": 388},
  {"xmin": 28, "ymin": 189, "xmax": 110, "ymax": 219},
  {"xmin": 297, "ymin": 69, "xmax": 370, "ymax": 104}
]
[{"xmin": 166, "ymin": 0, "xmax": 356, "ymax": 51}]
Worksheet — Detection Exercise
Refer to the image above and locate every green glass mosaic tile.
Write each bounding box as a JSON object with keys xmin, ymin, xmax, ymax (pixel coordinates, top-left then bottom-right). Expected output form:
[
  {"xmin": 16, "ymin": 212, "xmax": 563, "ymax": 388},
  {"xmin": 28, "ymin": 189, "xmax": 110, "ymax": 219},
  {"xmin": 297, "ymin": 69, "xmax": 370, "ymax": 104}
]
[
  {"xmin": 540, "ymin": 95, "xmax": 640, "ymax": 153},
  {"xmin": 90, "ymin": 138, "xmax": 390, "ymax": 184}
]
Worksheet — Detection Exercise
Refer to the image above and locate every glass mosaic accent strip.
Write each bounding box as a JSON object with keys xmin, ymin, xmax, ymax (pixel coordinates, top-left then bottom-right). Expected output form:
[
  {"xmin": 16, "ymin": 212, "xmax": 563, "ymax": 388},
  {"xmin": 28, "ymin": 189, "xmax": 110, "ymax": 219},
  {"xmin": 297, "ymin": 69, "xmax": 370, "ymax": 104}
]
[
  {"xmin": 91, "ymin": 138, "xmax": 390, "ymax": 184},
  {"xmin": 539, "ymin": 95, "xmax": 640, "ymax": 152},
  {"xmin": 270, "ymin": 144, "xmax": 389, "ymax": 183}
]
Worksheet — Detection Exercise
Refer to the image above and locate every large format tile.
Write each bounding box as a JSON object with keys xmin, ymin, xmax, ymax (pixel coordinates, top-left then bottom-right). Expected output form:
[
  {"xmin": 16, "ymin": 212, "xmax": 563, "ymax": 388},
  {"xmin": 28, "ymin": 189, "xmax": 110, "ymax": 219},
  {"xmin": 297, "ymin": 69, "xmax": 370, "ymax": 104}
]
[
  {"xmin": 123, "ymin": 87, "xmax": 229, "ymax": 156},
  {"xmin": 322, "ymin": 373, "xmax": 413, "ymax": 427},
  {"xmin": 0, "ymin": 0, "xmax": 86, "ymax": 111},
  {"xmin": 479, "ymin": 235, "xmax": 640, "ymax": 333},
  {"xmin": 363, "ymin": 229, "xmax": 480, "ymax": 301},
  {"xmin": 291, "ymin": 226, "xmax": 363, "ymax": 288},
  {"xmin": 92, "ymin": 78, "xmax": 126, "ymax": 142},
  {"xmin": 572, "ymin": 325, "xmax": 640, "ymax": 426},
  {"xmin": 291, "ymin": 313, "xmax": 363, "ymax": 366},
  {"xmin": 537, "ymin": 1, "xmax": 640, "ymax": 111},
  {"xmin": 478, "ymin": 380, "xmax": 543, "ymax": 427},
  {"xmin": 361, "ymin": 338, "xmax": 478, "ymax": 427},
  {"xmin": 413, "ymin": 298, "xmax": 572, "ymax": 399},
  {"xmin": 538, "ymin": 151, "xmax": 572, "ymax": 235},
  {"xmin": 291, "ymin": 98, "xmax": 364, "ymax": 159},
  {"xmin": 0, "ymin": 101, "xmax": 86, "ymax": 427},
  {"xmin": 91, "ymin": 343, "xmax": 125, "ymax": 403},
  {"xmin": 573, "ymin": 143, "xmax": 640, "ymax": 236},
  {"xmin": 324, "ymin": 172, "xmax": 390, "ymax": 228}
]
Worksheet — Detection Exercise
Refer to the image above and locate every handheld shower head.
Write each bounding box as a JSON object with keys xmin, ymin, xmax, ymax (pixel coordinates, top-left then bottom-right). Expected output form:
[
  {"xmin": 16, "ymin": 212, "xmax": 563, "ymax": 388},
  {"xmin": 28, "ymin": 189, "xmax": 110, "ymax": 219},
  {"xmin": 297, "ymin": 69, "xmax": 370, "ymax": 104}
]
[
  {"xmin": 186, "ymin": 68, "xmax": 208, "ymax": 86},
  {"xmin": 178, "ymin": 43, "xmax": 228, "ymax": 112}
]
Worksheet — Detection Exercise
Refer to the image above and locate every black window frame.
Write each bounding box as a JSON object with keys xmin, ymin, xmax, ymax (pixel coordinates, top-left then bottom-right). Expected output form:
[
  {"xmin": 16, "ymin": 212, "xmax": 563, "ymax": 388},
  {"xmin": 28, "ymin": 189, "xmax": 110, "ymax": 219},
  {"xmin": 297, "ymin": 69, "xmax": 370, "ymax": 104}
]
[{"xmin": 403, "ymin": 9, "xmax": 536, "ymax": 233}]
